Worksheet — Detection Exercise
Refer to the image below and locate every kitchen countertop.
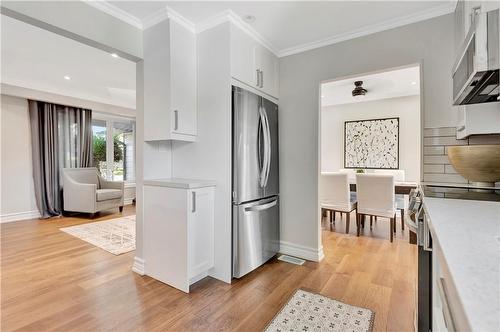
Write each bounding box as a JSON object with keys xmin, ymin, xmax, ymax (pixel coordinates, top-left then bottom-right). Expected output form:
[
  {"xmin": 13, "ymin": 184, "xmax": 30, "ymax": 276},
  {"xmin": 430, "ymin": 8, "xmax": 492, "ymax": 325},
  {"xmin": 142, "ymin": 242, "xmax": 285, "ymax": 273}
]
[
  {"xmin": 143, "ymin": 178, "xmax": 216, "ymax": 189},
  {"xmin": 423, "ymin": 197, "xmax": 500, "ymax": 332}
]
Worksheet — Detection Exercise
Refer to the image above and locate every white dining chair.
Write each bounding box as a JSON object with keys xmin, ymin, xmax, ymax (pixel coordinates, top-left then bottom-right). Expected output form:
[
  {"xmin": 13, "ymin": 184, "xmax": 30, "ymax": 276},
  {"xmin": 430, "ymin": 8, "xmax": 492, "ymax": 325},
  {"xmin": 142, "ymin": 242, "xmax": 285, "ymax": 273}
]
[
  {"xmin": 320, "ymin": 173, "xmax": 357, "ymax": 234},
  {"xmin": 374, "ymin": 169, "xmax": 407, "ymax": 231},
  {"xmin": 356, "ymin": 174, "xmax": 396, "ymax": 242}
]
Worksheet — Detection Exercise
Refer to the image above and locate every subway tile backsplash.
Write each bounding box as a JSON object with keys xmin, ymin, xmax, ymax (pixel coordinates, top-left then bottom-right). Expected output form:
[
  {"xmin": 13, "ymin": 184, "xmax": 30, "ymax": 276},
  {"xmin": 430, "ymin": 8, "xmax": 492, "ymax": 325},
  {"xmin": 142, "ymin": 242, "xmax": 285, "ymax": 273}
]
[{"xmin": 422, "ymin": 127, "xmax": 500, "ymax": 184}]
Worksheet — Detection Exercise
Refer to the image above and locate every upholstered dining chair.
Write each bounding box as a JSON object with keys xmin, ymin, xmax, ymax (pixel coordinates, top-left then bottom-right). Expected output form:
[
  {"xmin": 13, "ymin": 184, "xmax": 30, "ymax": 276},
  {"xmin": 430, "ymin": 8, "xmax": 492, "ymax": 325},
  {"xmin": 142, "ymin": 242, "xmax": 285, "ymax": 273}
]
[
  {"xmin": 320, "ymin": 173, "xmax": 357, "ymax": 234},
  {"xmin": 62, "ymin": 167, "xmax": 124, "ymax": 217},
  {"xmin": 355, "ymin": 174, "xmax": 396, "ymax": 242},
  {"xmin": 374, "ymin": 169, "xmax": 407, "ymax": 231}
]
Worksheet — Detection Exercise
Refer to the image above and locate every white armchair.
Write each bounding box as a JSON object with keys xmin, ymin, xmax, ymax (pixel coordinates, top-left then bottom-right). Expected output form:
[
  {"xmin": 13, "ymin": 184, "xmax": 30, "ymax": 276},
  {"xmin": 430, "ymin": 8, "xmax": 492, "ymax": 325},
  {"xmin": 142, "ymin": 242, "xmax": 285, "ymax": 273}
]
[{"xmin": 62, "ymin": 167, "xmax": 124, "ymax": 216}]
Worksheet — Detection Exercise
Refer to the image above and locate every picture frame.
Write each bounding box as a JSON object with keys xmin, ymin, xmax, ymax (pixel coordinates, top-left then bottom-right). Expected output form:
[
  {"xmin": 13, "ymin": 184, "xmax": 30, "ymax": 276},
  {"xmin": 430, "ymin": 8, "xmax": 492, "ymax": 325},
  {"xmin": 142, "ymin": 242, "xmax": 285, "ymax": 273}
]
[{"xmin": 344, "ymin": 117, "xmax": 399, "ymax": 169}]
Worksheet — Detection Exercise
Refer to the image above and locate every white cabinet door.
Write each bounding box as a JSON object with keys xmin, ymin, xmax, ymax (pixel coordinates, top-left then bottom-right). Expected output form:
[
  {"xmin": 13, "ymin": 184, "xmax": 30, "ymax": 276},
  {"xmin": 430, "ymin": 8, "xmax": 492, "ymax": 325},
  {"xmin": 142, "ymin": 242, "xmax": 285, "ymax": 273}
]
[
  {"xmin": 255, "ymin": 45, "xmax": 279, "ymax": 98},
  {"xmin": 144, "ymin": 185, "xmax": 189, "ymax": 292},
  {"xmin": 230, "ymin": 26, "xmax": 258, "ymax": 88},
  {"xmin": 188, "ymin": 187, "xmax": 215, "ymax": 282},
  {"xmin": 171, "ymin": 20, "xmax": 197, "ymax": 137}
]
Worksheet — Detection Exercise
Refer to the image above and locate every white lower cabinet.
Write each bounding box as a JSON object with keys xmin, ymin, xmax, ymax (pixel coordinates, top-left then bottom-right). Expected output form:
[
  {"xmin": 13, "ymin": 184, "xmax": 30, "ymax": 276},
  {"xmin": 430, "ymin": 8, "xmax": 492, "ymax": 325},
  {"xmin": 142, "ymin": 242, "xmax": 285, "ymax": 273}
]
[
  {"xmin": 431, "ymin": 233, "xmax": 468, "ymax": 332},
  {"xmin": 144, "ymin": 182, "xmax": 215, "ymax": 293}
]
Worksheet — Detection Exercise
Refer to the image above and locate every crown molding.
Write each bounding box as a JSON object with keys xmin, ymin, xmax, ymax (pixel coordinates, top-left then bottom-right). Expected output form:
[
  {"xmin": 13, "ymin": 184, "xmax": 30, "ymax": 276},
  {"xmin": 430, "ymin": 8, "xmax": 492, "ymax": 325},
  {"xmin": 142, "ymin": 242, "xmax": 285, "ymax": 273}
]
[
  {"xmin": 196, "ymin": 9, "xmax": 278, "ymax": 56},
  {"xmin": 87, "ymin": 1, "xmax": 455, "ymax": 59},
  {"xmin": 83, "ymin": 0, "xmax": 143, "ymax": 29},
  {"xmin": 278, "ymin": 2, "xmax": 456, "ymax": 57},
  {"xmin": 142, "ymin": 6, "xmax": 196, "ymax": 33}
]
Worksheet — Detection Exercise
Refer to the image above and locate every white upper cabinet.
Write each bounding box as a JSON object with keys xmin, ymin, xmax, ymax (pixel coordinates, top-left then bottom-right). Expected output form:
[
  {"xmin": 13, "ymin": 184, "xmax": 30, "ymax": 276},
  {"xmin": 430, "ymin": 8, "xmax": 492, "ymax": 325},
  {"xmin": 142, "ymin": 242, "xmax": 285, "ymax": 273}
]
[
  {"xmin": 144, "ymin": 19, "xmax": 197, "ymax": 142},
  {"xmin": 255, "ymin": 44, "xmax": 279, "ymax": 98},
  {"xmin": 230, "ymin": 25, "xmax": 279, "ymax": 99},
  {"xmin": 230, "ymin": 26, "xmax": 259, "ymax": 88}
]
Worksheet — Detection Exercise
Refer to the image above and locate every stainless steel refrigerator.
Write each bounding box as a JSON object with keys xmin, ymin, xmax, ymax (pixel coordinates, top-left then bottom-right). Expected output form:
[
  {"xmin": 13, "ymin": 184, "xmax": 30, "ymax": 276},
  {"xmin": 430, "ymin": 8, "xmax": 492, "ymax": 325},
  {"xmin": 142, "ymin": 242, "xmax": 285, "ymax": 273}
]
[{"xmin": 232, "ymin": 86, "xmax": 279, "ymax": 278}]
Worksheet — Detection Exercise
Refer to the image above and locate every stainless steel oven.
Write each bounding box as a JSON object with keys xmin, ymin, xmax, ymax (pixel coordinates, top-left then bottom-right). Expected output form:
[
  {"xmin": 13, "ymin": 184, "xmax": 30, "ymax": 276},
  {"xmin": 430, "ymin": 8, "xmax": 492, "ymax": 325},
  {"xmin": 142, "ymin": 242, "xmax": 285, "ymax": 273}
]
[{"xmin": 407, "ymin": 188, "xmax": 432, "ymax": 332}]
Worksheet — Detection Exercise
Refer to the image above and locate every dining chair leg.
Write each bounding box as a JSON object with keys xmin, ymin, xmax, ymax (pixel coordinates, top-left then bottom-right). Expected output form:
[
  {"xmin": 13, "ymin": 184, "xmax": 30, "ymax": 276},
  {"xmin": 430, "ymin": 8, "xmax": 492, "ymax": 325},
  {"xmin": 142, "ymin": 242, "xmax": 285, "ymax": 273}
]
[
  {"xmin": 333, "ymin": 211, "xmax": 336, "ymax": 222},
  {"xmin": 346, "ymin": 212, "xmax": 350, "ymax": 234},
  {"xmin": 390, "ymin": 218, "xmax": 394, "ymax": 242},
  {"xmin": 370, "ymin": 217, "xmax": 373, "ymax": 230},
  {"xmin": 401, "ymin": 209, "xmax": 405, "ymax": 230},
  {"xmin": 361, "ymin": 215, "xmax": 365, "ymax": 228},
  {"xmin": 356, "ymin": 213, "xmax": 360, "ymax": 236},
  {"xmin": 330, "ymin": 211, "xmax": 333, "ymax": 223},
  {"xmin": 392, "ymin": 214, "xmax": 396, "ymax": 234}
]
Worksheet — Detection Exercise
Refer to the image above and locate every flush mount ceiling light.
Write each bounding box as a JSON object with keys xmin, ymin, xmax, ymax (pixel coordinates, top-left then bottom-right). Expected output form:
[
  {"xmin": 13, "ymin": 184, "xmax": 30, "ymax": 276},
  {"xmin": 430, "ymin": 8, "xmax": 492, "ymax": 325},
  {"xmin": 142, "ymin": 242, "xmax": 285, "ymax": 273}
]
[
  {"xmin": 110, "ymin": 53, "xmax": 119, "ymax": 58},
  {"xmin": 242, "ymin": 14, "xmax": 256, "ymax": 23},
  {"xmin": 64, "ymin": 75, "xmax": 71, "ymax": 80},
  {"xmin": 352, "ymin": 81, "xmax": 367, "ymax": 99}
]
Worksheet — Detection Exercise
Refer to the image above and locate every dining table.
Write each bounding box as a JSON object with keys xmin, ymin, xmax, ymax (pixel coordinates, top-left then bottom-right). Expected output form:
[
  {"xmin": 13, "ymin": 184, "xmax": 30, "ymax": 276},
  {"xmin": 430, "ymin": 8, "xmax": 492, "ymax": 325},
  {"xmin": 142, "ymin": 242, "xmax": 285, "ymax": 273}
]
[{"xmin": 349, "ymin": 180, "xmax": 418, "ymax": 195}]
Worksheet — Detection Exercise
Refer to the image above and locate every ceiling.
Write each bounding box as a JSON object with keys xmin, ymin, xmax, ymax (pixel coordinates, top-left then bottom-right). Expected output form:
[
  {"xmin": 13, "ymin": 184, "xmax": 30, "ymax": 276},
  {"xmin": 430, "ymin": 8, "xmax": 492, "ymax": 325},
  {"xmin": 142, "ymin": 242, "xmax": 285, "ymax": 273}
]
[
  {"xmin": 321, "ymin": 65, "xmax": 420, "ymax": 107},
  {"xmin": 107, "ymin": 1, "xmax": 456, "ymax": 56},
  {"xmin": 1, "ymin": 15, "xmax": 136, "ymax": 109}
]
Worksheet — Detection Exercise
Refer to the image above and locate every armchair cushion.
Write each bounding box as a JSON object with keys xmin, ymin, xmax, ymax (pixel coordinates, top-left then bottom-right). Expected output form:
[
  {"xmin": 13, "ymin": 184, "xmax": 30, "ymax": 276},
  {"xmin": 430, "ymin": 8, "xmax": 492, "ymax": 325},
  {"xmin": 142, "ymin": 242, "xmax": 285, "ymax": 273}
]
[{"xmin": 96, "ymin": 189, "xmax": 122, "ymax": 201}]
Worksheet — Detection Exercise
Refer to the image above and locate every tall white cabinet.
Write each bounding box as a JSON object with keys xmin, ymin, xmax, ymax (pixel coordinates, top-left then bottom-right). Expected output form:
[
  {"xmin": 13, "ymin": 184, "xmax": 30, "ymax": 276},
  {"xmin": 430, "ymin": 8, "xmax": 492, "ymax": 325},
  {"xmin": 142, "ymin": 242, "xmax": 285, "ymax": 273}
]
[
  {"xmin": 143, "ymin": 19, "xmax": 197, "ymax": 142},
  {"xmin": 143, "ymin": 179, "xmax": 215, "ymax": 293}
]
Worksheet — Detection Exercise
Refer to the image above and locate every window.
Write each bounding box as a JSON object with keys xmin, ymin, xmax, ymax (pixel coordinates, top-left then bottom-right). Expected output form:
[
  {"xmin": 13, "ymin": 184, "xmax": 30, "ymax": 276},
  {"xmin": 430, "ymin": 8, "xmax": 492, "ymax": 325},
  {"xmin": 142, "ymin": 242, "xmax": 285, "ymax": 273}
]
[
  {"xmin": 92, "ymin": 119, "xmax": 107, "ymax": 178},
  {"xmin": 92, "ymin": 115, "xmax": 135, "ymax": 183},
  {"xmin": 113, "ymin": 120, "xmax": 135, "ymax": 182}
]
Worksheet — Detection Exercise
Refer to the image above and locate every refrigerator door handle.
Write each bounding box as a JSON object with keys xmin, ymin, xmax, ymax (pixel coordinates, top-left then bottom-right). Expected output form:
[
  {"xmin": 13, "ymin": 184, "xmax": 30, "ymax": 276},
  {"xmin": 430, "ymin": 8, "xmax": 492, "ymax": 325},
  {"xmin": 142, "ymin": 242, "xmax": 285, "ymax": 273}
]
[
  {"xmin": 258, "ymin": 106, "xmax": 270, "ymax": 188},
  {"xmin": 262, "ymin": 106, "xmax": 272, "ymax": 188},
  {"xmin": 244, "ymin": 198, "xmax": 277, "ymax": 212}
]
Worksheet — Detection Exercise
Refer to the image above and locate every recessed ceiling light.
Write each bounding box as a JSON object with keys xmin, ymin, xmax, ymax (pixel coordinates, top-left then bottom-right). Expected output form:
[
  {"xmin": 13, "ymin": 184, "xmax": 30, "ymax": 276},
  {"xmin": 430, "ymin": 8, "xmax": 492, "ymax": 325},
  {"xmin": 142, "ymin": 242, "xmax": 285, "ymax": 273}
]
[
  {"xmin": 411, "ymin": 81, "xmax": 417, "ymax": 85},
  {"xmin": 111, "ymin": 53, "xmax": 119, "ymax": 58},
  {"xmin": 64, "ymin": 75, "xmax": 71, "ymax": 80},
  {"xmin": 321, "ymin": 95, "xmax": 325, "ymax": 98},
  {"xmin": 242, "ymin": 14, "xmax": 256, "ymax": 23}
]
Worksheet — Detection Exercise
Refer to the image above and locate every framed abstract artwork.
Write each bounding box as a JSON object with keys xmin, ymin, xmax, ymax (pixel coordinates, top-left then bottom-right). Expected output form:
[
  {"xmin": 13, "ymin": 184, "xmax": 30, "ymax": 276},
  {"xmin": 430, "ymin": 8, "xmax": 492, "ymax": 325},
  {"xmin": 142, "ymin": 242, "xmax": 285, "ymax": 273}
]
[{"xmin": 344, "ymin": 117, "xmax": 399, "ymax": 169}]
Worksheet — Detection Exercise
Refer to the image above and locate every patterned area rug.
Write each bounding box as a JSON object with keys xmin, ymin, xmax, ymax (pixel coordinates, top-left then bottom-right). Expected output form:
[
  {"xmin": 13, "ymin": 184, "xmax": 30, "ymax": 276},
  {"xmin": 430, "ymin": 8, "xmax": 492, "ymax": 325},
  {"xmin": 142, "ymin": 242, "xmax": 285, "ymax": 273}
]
[
  {"xmin": 265, "ymin": 289, "xmax": 375, "ymax": 332},
  {"xmin": 60, "ymin": 216, "xmax": 135, "ymax": 255}
]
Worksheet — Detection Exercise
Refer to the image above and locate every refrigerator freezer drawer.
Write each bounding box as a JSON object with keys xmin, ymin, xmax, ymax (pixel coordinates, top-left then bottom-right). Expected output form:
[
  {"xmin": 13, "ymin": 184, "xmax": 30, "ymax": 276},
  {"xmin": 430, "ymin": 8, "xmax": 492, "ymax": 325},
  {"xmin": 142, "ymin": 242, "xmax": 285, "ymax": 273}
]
[{"xmin": 232, "ymin": 196, "xmax": 280, "ymax": 278}]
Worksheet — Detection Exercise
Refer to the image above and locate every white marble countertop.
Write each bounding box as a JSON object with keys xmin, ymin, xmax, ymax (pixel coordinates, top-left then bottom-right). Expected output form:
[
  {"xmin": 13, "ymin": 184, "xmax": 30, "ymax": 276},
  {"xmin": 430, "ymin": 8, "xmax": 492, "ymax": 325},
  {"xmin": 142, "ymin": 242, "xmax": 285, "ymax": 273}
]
[
  {"xmin": 143, "ymin": 178, "xmax": 216, "ymax": 189},
  {"xmin": 423, "ymin": 197, "xmax": 500, "ymax": 332}
]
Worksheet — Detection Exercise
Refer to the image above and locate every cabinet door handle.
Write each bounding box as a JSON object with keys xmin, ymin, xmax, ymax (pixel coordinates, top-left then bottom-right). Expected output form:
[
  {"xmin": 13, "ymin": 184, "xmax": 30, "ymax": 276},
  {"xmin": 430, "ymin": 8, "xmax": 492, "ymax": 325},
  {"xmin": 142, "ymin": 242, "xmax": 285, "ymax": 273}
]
[
  {"xmin": 256, "ymin": 69, "xmax": 260, "ymax": 87},
  {"xmin": 260, "ymin": 70, "xmax": 264, "ymax": 88},
  {"xmin": 174, "ymin": 110, "xmax": 179, "ymax": 131},
  {"xmin": 191, "ymin": 191, "xmax": 196, "ymax": 213}
]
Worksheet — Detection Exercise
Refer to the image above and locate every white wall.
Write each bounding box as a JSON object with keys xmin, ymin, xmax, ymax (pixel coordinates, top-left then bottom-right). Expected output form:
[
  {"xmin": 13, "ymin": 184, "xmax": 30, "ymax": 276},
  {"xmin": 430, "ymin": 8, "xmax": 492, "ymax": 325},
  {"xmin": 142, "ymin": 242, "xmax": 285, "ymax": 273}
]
[
  {"xmin": 279, "ymin": 14, "xmax": 455, "ymax": 259},
  {"xmin": 321, "ymin": 95, "xmax": 421, "ymax": 182},
  {"xmin": 0, "ymin": 95, "xmax": 39, "ymax": 222}
]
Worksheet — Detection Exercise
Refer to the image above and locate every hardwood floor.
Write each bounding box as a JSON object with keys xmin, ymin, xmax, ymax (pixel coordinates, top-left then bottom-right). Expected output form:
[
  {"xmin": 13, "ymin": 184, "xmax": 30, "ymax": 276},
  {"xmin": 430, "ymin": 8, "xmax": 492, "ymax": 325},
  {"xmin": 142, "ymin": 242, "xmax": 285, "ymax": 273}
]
[{"xmin": 1, "ymin": 207, "xmax": 416, "ymax": 331}]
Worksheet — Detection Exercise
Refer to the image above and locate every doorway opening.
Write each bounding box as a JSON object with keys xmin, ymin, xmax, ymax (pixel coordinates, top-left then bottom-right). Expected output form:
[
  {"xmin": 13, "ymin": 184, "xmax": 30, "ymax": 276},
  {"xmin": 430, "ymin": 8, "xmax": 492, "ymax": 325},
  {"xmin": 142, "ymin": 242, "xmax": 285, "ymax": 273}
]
[{"xmin": 318, "ymin": 64, "xmax": 422, "ymax": 241}]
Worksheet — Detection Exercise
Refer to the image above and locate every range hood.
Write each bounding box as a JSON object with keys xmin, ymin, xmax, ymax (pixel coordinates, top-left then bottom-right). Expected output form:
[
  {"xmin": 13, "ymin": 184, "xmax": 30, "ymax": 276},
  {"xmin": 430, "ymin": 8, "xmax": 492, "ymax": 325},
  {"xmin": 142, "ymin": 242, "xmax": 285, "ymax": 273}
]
[{"xmin": 452, "ymin": 9, "xmax": 499, "ymax": 105}]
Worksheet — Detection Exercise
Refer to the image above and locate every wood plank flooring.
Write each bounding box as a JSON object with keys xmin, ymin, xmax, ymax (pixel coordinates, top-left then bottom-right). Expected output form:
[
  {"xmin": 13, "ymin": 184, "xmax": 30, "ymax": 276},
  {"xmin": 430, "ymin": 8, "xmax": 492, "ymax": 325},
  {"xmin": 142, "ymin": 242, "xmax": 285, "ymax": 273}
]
[{"xmin": 1, "ymin": 207, "xmax": 416, "ymax": 331}]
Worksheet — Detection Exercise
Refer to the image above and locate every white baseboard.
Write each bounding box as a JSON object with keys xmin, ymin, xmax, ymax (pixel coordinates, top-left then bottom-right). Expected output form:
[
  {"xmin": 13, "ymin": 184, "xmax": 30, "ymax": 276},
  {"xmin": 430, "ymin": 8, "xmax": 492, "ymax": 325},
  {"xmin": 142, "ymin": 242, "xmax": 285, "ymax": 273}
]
[
  {"xmin": 0, "ymin": 210, "xmax": 40, "ymax": 223},
  {"xmin": 132, "ymin": 256, "xmax": 145, "ymax": 275},
  {"xmin": 189, "ymin": 271, "xmax": 208, "ymax": 285},
  {"xmin": 279, "ymin": 240, "xmax": 324, "ymax": 262}
]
